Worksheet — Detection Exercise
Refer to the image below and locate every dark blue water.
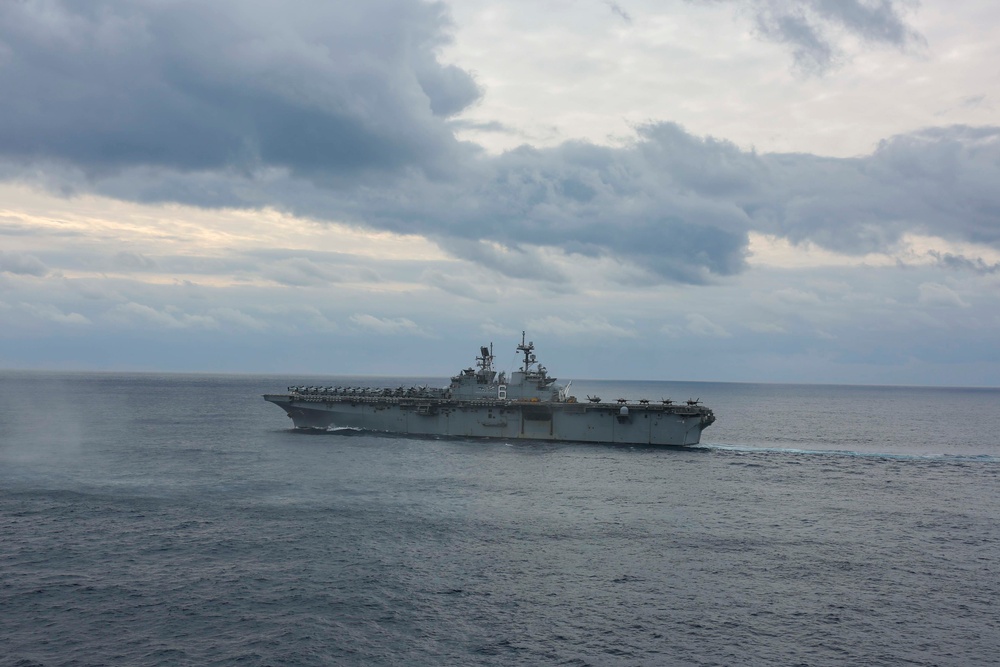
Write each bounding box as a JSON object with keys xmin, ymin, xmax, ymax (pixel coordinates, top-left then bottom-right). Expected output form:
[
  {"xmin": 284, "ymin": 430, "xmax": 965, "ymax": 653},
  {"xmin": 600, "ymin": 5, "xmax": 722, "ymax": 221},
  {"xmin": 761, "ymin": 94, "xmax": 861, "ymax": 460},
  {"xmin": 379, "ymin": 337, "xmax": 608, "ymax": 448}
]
[{"xmin": 2, "ymin": 372, "xmax": 998, "ymax": 666}]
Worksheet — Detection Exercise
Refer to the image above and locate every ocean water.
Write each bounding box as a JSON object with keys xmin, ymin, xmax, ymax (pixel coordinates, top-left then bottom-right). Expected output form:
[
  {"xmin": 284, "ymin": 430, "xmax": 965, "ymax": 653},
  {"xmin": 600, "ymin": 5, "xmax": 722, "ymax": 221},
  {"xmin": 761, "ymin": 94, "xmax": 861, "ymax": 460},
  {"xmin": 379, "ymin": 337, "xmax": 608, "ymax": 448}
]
[{"xmin": 1, "ymin": 372, "xmax": 998, "ymax": 666}]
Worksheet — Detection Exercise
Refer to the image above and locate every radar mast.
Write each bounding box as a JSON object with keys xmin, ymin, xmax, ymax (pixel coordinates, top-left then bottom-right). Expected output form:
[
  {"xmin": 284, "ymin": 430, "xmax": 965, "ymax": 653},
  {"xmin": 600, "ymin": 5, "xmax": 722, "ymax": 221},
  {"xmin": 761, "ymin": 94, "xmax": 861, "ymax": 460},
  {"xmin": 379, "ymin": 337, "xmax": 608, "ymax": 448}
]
[
  {"xmin": 476, "ymin": 343, "xmax": 494, "ymax": 374},
  {"xmin": 517, "ymin": 331, "xmax": 537, "ymax": 374},
  {"xmin": 476, "ymin": 343, "xmax": 496, "ymax": 384}
]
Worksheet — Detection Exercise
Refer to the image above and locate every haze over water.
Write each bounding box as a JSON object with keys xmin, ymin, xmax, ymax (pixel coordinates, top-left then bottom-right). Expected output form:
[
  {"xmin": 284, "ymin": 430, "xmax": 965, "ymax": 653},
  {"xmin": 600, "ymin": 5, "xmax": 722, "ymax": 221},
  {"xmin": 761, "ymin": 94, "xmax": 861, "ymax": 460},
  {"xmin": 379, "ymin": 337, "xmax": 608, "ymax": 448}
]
[{"xmin": 2, "ymin": 371, "xmax": 998, "ymax": 666}]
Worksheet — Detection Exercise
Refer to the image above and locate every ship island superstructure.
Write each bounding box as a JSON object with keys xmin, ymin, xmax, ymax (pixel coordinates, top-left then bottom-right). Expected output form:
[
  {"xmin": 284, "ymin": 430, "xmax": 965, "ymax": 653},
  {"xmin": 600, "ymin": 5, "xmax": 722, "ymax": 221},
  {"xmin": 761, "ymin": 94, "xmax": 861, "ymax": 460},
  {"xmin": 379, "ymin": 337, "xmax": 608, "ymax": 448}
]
[{"xmin": 263, "ymin": 333, "xmax": 715, "ymax": 446}]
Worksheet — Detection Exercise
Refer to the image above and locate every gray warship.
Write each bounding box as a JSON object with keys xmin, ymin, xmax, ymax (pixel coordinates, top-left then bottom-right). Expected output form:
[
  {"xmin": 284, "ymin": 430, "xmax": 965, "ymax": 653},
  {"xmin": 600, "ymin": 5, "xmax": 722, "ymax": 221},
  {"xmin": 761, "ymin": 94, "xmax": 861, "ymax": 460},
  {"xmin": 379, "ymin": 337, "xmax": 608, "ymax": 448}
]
[{"xmin": 263, "ymin": 333, "xmax": 715, "ymax": 446}]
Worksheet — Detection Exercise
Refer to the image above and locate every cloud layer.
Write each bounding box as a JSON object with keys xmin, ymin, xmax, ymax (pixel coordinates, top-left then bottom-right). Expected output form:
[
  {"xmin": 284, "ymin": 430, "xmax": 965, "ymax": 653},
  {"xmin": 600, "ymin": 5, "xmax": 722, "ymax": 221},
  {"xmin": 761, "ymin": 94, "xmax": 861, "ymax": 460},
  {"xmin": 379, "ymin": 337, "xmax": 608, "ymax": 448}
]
[
  {"xmin": 1, "ymin": 0, "xmax": 999, "ymax": 384},
  {"xmin": 2, "ymin": 0, "xmax": 997, "ymax": 287},
  {"xmin": 0, "ymin": 0, "xmax": 478, "ymax": 176}
]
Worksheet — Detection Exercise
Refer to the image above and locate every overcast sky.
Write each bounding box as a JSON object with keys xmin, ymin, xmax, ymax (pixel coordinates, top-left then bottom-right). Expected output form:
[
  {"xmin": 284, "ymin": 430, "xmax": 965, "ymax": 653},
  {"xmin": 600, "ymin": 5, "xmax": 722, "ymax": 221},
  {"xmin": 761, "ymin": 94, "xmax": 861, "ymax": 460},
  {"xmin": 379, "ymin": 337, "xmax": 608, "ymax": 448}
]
[{"xmin": 2, "ymin": 0, "xmax": 999, "ymax": 385}]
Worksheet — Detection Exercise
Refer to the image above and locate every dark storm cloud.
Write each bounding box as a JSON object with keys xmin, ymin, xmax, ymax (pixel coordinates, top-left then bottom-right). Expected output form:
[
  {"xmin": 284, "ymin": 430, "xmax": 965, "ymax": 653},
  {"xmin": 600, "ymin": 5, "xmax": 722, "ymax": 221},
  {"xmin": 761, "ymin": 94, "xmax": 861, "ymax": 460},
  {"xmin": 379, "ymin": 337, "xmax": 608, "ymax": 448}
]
[
  {"xmin": 757, "ymin": 126, "xmax": 1000, "ymax": 253},
  {"xmin": 695, "ymin": 0, "xmax": 923, "ymax": 72},
  {"xmin": 340, "ymin": 122, "xmax": 999, "ymax": 280},
  {"xmin": 0, "ymin": 0, "xmax": 478, "ymax": 176},
  {"xmin": 2, "ymin": 1, "xmax": 997, "ymax": 286},
  {"xmin": 316, "ymin": 125, "xmax": 757, "ymax": 283}
]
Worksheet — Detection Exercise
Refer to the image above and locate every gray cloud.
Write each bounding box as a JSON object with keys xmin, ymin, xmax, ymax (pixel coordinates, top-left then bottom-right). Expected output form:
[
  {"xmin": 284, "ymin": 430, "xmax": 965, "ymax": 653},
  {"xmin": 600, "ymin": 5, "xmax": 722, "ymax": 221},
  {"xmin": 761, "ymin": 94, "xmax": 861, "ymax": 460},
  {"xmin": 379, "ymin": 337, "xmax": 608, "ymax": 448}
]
[
  {"xmin": 436, "ymin": 240, "xmax": 573, "ymax": 284},
  {"xmin": 314, "ymin": 122, "xmax": 1000, "ymax": 282},
  {"xmin": 0, "ymin": 0, "xmax": 478, "ymax": 177},
  {"xmin": 757, "ymin": 125, "xmax": 1000, "ymax": 253},
  {"xmin": 604, "ymin": 1, "xmax": 634, "ymax": 24},
  {"xmin": 918, "ymin": 282, "xmax": 970, "ymax": 308},
  {"xmin": 113, "ymin": 251, "xmax": 158, "ymax": 271},
  {"xmin": 262, "ymin": 258, "xmax": 340, "ymax": 287},
  {"xmin": 318, "ymin": 126, "xmax": 757, "ymax": 283},
  {"xmin": 349, "ymin": 314, "xmax": 425, "ymax": 336},
  {"xmin": 757, "ymin": 8, "xmax": 835, "ymax": 71},
  {"xmin": 19, "ymin": 303, "xmax": 90, "ymax": 325},
  {"xmin": 10, "ymin": 119, "xmax": 1000, "ymax": 288},
  {"xmin": 423, "ymin": 269, "xmax": 501, "ymax": 302},
  {"xmin": 449, "ymin": 119, "xmax": 515, "ymax": 134},
  {"xmin": 0, "ymin": 251, "xmax": 48, "ymax": 276},
  {"xmin": 929, "ymin": 251, "xmax": 1000, "ymax": 275},
  {"xmin": 695, "ymin": 0, "xmax": 924, "ymax": 72},
  {"xmin": 106, "ymin": 302, "xmax": 217, "ymax": 329},
  {"xmin": 960, "ymin": 95, "xmax": 990, "ymax": 111},
  {"xmin": 1, "ymin": 1, "xmax": 996, "ymax": 289}
]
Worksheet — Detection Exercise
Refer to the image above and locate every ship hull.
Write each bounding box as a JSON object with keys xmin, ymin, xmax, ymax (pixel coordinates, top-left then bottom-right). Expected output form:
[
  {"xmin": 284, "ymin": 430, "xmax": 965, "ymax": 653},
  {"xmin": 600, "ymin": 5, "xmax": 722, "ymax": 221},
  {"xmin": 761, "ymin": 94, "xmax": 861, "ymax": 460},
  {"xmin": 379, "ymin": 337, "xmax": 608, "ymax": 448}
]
[{"xmin": 263, "ymin": 395, "xmax": 711, "ymax": 446}]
